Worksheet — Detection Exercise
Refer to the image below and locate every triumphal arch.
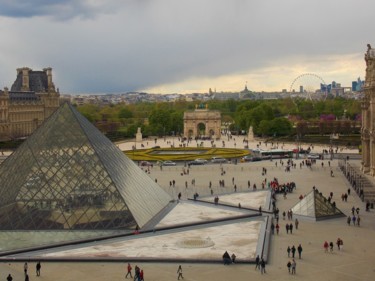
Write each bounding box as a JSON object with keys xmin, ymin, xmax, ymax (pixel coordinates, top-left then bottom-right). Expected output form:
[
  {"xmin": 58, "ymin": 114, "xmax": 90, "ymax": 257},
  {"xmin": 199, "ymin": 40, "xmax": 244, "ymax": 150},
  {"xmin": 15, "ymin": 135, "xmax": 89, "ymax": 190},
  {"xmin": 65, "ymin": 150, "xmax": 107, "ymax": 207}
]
[{"xmin": 183, "ymin": 104, "xmax": 221, "ymax": 139}]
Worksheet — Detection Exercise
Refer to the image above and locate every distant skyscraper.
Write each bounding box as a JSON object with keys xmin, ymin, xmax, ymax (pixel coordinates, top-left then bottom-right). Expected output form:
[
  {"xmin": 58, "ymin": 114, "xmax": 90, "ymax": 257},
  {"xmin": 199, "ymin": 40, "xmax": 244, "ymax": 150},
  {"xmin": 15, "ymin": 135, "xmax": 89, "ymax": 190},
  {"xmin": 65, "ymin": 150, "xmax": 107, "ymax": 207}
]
[
  {"xmin": 352, "ymin": 77, "xmax": 364, "ymax": 91},
  {"xmin": 352, "ymin": 81, "xmax": 358, "ymax": 91}
]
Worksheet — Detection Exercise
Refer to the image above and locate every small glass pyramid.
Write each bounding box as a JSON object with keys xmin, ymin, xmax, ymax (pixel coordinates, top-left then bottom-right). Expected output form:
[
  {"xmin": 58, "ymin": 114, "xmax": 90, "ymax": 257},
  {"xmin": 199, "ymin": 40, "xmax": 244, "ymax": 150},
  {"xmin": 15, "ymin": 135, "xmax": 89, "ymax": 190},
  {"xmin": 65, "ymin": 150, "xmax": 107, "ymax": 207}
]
[
  {"xmin": 291, "ymin": 190, "xmax": 344, "ymax": 220},
  {"xmin": 0, "ymin": 103, "xmax": 171, "ymax": 230}
]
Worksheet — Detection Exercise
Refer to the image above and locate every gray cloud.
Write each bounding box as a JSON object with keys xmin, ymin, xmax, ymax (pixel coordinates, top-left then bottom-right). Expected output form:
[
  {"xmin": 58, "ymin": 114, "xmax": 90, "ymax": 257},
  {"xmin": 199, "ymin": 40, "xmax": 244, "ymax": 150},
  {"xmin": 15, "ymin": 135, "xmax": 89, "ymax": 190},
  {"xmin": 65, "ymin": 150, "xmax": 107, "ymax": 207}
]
[
  {"xmin": 0, "ymin": 0, "xmax": 373, "ymax": 93},
  {"xmin": 0, "ymin": 0, "xmax": 118, "ymax": 20}
]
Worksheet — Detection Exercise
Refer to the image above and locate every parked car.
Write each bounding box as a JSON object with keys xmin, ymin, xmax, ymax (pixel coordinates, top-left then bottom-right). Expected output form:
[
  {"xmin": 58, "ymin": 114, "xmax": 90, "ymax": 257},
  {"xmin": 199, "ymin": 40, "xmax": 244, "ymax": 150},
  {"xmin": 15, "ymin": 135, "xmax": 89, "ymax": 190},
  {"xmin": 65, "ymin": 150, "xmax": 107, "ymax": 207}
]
[
  {"xmin": 161, "ymin": 160, "xmax": 177, "ymax": 166},
  {"xmin": 140, "ymin": 161, "xmax": 153, "ymax": 167},
  {"xmin": 188, "ymin": 158, "xmax": 208, "ymax": 165},
  {"xmin": 307, "ymin": 154, "xmax": 320, "ymax": 159},
  {"xmin": 195, "ymin": 158, "xmax": 208, "ymax": 164},
  {"xmin": 211, "ymin": 157, "xmax": 227, "ymax": 163}
]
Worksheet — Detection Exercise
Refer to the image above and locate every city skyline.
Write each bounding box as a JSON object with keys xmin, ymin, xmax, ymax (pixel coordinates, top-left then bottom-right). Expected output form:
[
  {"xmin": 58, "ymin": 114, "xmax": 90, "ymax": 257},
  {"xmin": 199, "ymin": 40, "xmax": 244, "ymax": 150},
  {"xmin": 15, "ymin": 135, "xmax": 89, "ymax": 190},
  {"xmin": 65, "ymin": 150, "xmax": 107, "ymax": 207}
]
[{"xmin": 0, "ymin": 0, "xmax": 372, "ymax": 94}]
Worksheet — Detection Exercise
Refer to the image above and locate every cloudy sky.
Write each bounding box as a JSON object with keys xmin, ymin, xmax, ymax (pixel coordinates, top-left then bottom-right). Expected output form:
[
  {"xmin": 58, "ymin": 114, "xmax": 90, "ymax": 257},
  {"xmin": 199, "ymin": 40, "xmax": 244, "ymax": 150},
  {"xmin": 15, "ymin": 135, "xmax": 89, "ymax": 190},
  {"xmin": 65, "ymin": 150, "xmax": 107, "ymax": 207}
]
[{"xmin": 0, "ymin": 0, "xmax": 372, "ymax": 94}]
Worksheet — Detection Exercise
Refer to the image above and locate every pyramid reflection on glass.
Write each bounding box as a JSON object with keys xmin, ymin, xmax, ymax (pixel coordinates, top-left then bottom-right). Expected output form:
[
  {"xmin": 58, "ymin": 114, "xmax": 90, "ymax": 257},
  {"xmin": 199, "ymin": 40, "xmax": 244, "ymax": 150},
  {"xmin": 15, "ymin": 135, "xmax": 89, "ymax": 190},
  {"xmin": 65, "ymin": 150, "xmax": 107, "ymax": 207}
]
[
  {"xmin": 0, "ymin": 103, "xmax": 172, "ymax": 230},
  {"xmin": 291, "ymin": 190, "xmax": 344, "ymax": 220}
]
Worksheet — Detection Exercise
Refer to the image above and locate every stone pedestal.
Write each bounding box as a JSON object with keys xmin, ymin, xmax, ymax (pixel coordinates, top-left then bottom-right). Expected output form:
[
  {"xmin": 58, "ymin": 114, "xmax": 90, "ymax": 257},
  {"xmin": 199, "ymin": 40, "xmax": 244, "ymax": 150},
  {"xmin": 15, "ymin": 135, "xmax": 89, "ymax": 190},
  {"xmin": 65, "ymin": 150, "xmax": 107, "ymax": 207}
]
[
  {"xmin": 248, "ymin": 126, "xmax": 254, "ymax": 141},
  {"xmin": 136, "ymin": 127, "xmax": 142, "ymax": 142}
]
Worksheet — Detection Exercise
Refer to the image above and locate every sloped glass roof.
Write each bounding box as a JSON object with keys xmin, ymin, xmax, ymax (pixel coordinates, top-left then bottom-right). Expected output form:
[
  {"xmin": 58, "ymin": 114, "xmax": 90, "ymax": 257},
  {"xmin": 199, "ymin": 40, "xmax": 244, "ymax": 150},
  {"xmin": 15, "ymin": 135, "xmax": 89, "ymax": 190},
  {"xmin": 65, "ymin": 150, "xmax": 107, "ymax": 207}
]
[
  {"xmin": 291, "ymin": 190, "xmax": 343, "ymax": 219},
  {"xmin": 0, "ymin": 103, "xmax": 172, "ymax": 231}
]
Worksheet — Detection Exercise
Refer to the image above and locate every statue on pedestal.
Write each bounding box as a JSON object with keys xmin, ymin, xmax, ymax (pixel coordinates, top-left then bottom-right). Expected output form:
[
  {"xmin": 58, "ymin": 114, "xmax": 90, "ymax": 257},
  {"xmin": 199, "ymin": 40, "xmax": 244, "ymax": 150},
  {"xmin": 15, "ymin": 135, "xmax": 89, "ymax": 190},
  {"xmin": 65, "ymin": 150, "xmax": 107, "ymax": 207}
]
[
  {"xmin": 136, "ymin": 127, "xmax": 142, "ymax": 142},
  {"xmin": 248, "ymin": 126, "xmax": 254, "ymax": 141}
]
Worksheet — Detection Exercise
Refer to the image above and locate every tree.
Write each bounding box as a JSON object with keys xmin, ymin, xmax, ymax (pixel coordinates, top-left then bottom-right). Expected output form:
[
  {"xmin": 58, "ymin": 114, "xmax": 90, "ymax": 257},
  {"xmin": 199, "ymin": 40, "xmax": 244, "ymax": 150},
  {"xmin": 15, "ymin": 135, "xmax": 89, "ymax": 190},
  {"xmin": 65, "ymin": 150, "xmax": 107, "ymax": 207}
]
[
  {"xmin": 118, "ymin": 107, "xmax": 133, "ymax": 119},
  {"xmin": 270, "ymin": 118, "xmax": 293, "ymax": 136}
]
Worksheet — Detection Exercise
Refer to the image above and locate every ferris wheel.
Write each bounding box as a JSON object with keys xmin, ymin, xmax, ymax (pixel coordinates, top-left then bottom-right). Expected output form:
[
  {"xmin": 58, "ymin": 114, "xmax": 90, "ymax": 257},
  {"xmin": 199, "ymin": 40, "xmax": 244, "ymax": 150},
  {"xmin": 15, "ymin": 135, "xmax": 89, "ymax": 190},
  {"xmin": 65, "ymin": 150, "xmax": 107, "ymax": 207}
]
[{"xmin": 289, "ymin": 73, "xmax": 328, "ymax": 101}]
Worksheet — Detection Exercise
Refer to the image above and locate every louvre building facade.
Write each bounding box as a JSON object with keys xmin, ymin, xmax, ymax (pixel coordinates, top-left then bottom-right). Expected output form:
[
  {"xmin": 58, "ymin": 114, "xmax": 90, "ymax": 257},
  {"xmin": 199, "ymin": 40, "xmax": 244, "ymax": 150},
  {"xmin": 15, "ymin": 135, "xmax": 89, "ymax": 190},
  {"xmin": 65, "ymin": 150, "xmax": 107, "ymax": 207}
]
[{"xmin": 0, "ymin": 67, "xmax": 60, "ymax": 141}]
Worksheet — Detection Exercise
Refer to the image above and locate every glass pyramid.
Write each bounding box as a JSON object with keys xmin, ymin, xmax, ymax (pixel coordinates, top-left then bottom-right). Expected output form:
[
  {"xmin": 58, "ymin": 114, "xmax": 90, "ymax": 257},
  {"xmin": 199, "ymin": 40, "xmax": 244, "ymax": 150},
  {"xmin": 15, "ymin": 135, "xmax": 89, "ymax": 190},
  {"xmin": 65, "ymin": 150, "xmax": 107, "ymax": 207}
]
[
  {"xmin": 291, "ymin": 190, "xmax": 344, "ymax": 220},
  {"xmin": 0, "ymin": 103, "xmax": 172, "ymax": 231}
]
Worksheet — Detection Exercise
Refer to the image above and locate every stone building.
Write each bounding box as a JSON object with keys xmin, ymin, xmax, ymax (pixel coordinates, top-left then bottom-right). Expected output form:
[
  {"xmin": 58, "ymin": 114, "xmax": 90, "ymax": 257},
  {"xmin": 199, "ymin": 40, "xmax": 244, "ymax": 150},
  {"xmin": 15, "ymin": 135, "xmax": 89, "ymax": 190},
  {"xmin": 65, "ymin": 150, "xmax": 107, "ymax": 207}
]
[
  {"xmin": 0, "ymin": 67, "xmax": 60, "ymax": 141},
  {"xmin": 361, "ymin": 45, "xmax": 375, "ymax": 175},
  {"xmin": 183, "ymin": 104, "xmax": 221, "ymax": 139}
]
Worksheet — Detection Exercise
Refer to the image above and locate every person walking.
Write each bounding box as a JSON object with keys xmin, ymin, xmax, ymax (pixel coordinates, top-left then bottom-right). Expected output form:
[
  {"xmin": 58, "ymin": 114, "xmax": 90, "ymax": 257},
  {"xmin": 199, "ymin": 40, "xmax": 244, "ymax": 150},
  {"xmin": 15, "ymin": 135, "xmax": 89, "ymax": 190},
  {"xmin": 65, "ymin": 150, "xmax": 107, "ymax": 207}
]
[
  {"xmin": 286, "ymin": 223, "xmax": 290, "ymax": 234},
  {"xmin": 295, "ymin": 218, "xmax": 299, "ymax": 230},
  {"xmin": 291, "ymin": 245, "xmax": 296, "ymax": 258},
  {"xmin": 134, "ymin": 265, "xmax": 140, "ymax": 281},
  {"xmin": 289, "ymin": 223, "xmax": 293, "ymax": 234},
  {"xmin": 125, "ymin": 263, "xmax": 133, "ymax": 278},
  {"xmin": 36, "ymin": 261, "xmax": 41, "ymax": 276},
  {"xmin": 329, "ymin": 241, "xmax": 334, "ymax": 253},
  {"xmin": 139, "ymin": 269, "xmax": 144, "ymax": 281},
  {"xmin": 255, "ymin": 255, "xmax": 260, "ymax": 270},
  {"xmin": 336, "ymin": 238, "xmax": 342, "ymax": 250},
  {"xmin": 6, "ymin": 274, "xmax": 12, "ymax": 281},
  {"xmin": 291, "ymin": 259, "xmax": 296, "ymax": 275},
  {"xmin": 24, "ymin": 262, "xmax": 28, "ymax": 276},
  {"xmin": 347, "ymin": 216, "xmax": 351, "ymax": 226},
  {"xmin": 276, "ymin": 223, "xmax": 280, "ymax": 235},
  {"xmin": 177, "ymin": 265, "xmax": 184, "ymax": 280},
  {"xmin": 287, "ymin": 246, "xmax": 291, "ymax": 257},
  {"xmin": 260, "ymin": 258, "xmax": 266, "ymax": 274},
  {"xmin": 297, "ymin": 244, "xmax": 303, "ymax": 259},
  {"xmin": 324, "ymin": 241, "xmax": 329, "ymax": 252},
  {"xmin": 287, "ymin": 261, "xmax": 291, "ymax": 273},
  {"xmin": 25, "ymin": 274, "xmax": 29, "ymax": 281}
]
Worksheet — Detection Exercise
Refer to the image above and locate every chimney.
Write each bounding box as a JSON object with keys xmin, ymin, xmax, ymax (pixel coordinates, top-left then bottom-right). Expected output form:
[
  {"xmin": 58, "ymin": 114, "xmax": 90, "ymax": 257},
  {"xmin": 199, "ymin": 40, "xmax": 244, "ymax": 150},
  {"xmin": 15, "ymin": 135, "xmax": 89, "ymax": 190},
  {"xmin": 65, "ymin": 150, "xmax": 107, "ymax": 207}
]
[
  {"xmin": 43, "ymin": 67, "xmax": 53, "ymax": 90},
  {"xmin": 21, "ymin": 67, "xmax": 30, "ymax": 91}
]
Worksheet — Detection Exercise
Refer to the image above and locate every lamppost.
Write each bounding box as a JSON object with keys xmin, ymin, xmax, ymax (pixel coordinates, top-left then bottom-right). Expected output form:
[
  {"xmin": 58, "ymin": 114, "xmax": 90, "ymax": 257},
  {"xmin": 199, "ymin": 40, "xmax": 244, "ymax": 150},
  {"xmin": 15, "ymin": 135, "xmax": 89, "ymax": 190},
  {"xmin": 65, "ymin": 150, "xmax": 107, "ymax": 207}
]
[{"xmin": 295, "ymin": 134, "xmax": 300, "ymax": 159}]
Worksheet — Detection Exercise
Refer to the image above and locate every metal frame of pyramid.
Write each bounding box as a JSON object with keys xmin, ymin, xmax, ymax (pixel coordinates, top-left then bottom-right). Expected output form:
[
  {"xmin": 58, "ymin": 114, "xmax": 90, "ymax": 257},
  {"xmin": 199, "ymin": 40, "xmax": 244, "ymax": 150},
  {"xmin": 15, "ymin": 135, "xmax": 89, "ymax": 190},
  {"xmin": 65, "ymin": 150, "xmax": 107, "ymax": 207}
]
[
  {"xmin": 0, "ymin": 103, "xmax": 172, "ymax": 231},
  {"xmin": 291, "ymin": 189, "xmax": 345, "ymax": 221}
]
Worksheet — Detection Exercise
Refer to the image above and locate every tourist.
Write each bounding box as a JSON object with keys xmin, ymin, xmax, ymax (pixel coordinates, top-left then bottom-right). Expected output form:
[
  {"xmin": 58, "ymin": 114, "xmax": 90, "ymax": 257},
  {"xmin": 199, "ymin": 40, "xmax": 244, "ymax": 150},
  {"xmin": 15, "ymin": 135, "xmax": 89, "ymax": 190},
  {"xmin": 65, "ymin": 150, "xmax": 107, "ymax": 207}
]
[
  {"xmin": 276, "ymin": 223, "xmax": 280, "ymax": 235},
  {"xmin": 255, "ymin": 255, "xmax": 260, "ymax": 270},
  {"xmin": 139, "ymin": 269, "xmax": 144, "ymax": 281},
  {"xmin": 289, "ymin": 223, "xmax": 293, "ymax": 234},
  {"xmin": 231, "ymin": 253, "xmax": 236, "ymax": 263},
  {"xmin": 291, "ymin": 245, "xmax": 296, "ymax": 258},
  {"xmin": 347, "ymin": 216, "xmax": 351, "ymax": 226},
  {"xmin": 297, "ymin": 244, "xmax": 303, "ymax": 259},
  {"xmin": 223, "ymin": 251, "xmax": 231, "ymax": 265},
  {"xmin": 324, "ymin": 241, "xmax": 329, "ymax": 252},
  {"xmin": 24, "ymin": 262, "xmax": 28, "ymax": 276},
  {"xmin": 329, "ymin": 241, "xmax": 334, "ymax": 253},
  {"xmin": 287, "ymin": 260, "xmax": 291, "ymax": 273},
  {"xmin": 6, "ymin": 274, "xmax": 12, "ymax": 281},
  {"xmin": 295, "ymin": 218, "xmax": 299, "ymax": 230},
  {"xmin": 134, "ymin": 265, "xmax": 140, "ymax": 280},
  {"xmin": 260, "ymin": 258, "xmax": 266, "ymax": 274},
  {"xmin": 286, "ymin": 223, "xmax": 290, "ymax": 234},
  {"xmin": 291, "ymin": 259, "xmax": 296, "ymax": 274},
  {"xmin": 287, "ymin": 246, "xmax": 291, "ymax": 257},
  {"xmin": 177, "ymin": 265, "xmax": 184, "ymax": 280},
  {"xmin": 125, "ymin": 263, "xmax": 132, "ymax": 278},
  {"xmin": 36, "ymin": 261, "xmax": 41, "ymax": 276},
  {"xmin": 336, "ymin": 237, "xmax": 341, "ymax": 251}
]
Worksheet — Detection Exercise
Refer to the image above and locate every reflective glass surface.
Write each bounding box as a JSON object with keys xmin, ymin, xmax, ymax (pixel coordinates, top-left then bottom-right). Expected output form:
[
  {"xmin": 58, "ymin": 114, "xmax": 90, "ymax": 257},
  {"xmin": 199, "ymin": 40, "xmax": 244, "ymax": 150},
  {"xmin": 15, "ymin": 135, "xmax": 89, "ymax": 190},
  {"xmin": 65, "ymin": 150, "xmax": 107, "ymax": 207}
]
[
  {"xmin": 291, "ymin": 190, "xmax": 343, "ymax": 218},
  {"xmin": 0, "ymin": 103, "xmax": 171, "ymax": 232}
]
